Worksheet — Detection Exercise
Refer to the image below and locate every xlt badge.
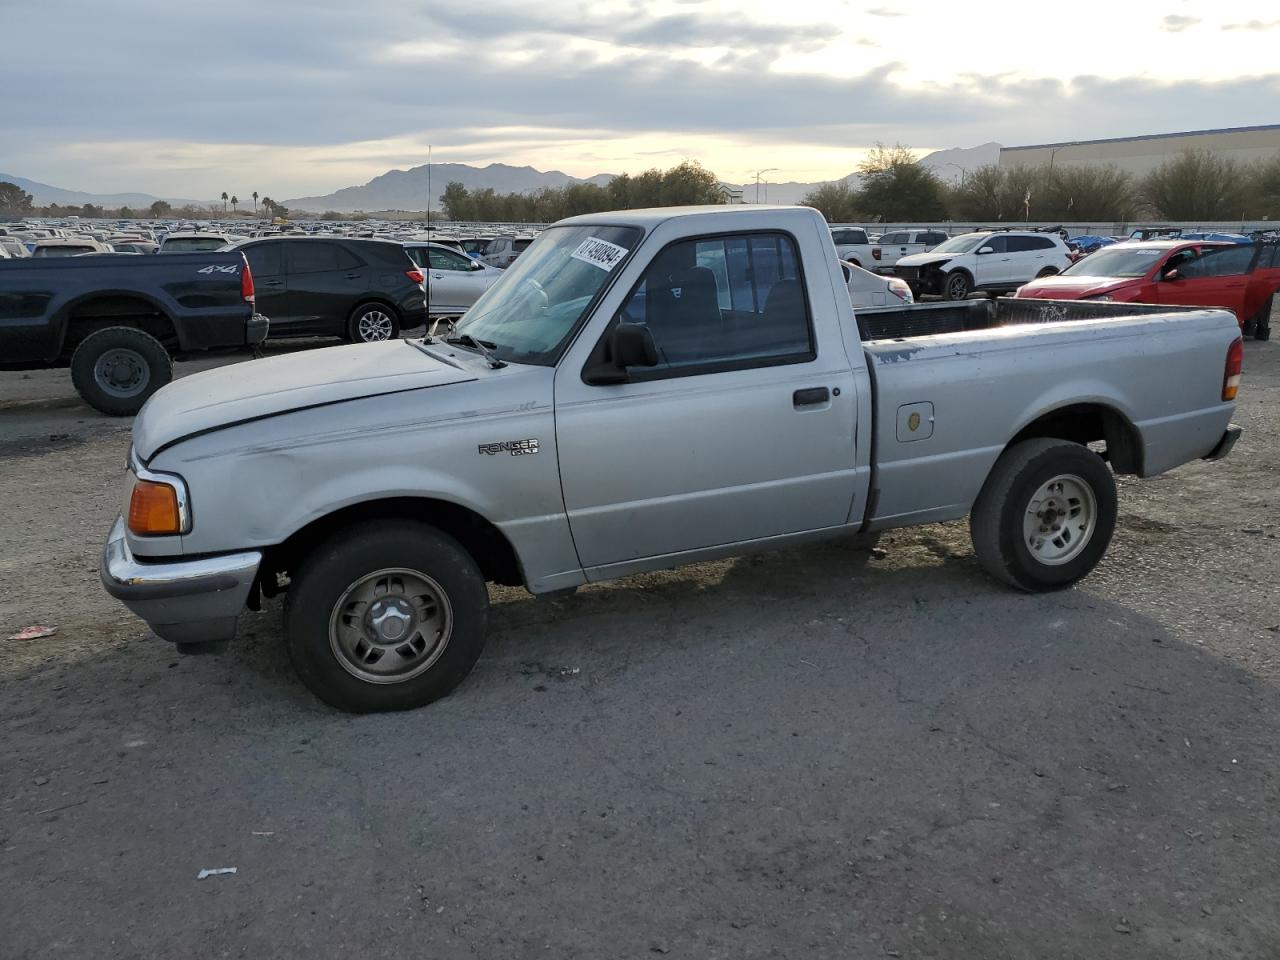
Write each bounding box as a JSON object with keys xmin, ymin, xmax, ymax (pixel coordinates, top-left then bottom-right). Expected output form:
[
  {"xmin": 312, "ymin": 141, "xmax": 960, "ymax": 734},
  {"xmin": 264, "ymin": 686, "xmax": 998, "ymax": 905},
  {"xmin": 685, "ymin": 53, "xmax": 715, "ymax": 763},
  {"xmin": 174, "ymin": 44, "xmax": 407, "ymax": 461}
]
[{"xmin": 479, "ymin": 439, "xmax": 539, "ymax": 457}]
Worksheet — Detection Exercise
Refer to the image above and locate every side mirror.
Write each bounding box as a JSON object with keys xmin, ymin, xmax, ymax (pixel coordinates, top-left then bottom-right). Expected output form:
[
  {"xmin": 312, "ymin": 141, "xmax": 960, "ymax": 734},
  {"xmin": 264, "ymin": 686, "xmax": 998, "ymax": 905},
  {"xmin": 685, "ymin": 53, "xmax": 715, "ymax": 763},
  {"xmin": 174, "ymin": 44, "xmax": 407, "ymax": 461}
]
[
  {"xmin": 583, "ymin": 323, "xmax": 658, "ymax": 384},
  {"xmin": 977, "ymin": 246, "xmax": 994, "ymax": 255},
  {"xmin": 469, "ymin": 260, "xmax": 484, "ymax": 271},
  {"xmin": 611, "ymin": 323, "xmax": 659, "ymax": 368}
]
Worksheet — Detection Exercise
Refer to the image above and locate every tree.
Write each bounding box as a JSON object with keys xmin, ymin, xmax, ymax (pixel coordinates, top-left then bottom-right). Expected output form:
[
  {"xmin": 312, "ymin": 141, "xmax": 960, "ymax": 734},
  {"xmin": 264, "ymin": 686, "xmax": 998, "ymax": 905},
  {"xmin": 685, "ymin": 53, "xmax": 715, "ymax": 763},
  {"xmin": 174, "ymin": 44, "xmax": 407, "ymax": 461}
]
[
  {"xmin": 658, "ymin": 161, "xmax": 724, "ymax": 206},
  {"xmin": 252, "ymin": 190, "xmax": 259, "ymax": 214},
  {"xmin": 799, "ymin": 181, "xmax": 862, "ymax": 222},
  {"xmin": 321, "ymin": 210, "xmax": 345, "ymax": 221},
  {"xmin": 948, "ymin": 165, "xmax": 1006, "ymax": 220},
  {"xmin": 440, "ymin": 181, "xmax": 470, "ymax": 220},
  {"xmin": 230, "ymin": 195, "xmax": 239, "ymax": 213},
  {"xmin": 0, "ymin": 181, "xmax": 34, "ymax": 216},
  {"xmin": 1038, "ymin": 164, "xmax": 1135, "ymax": 221},
  {"xmin": 1249, "ymin": 152, "xmax": 1280, "ymax": 221},
  {"xmin": 857, "ymin": 143, "xmax": 948, "ymax": 221},
  {"xmin": 1142, "ymin": 150, "xmax": 1250, "ymax": 220},
  {"xmin": 81, "ymin": 204, "xmax": 104, "ymax": 219},
  {"xmin": 220, "ymin": 191, "xmax": 229, "ymax": 213},
  {"xmin": 148, "ymin": 199, "xmax": 172, "ymax": 218},
  {"xmin": 118, "ymin": 206, "xmax": 134, "ymax": 219}
]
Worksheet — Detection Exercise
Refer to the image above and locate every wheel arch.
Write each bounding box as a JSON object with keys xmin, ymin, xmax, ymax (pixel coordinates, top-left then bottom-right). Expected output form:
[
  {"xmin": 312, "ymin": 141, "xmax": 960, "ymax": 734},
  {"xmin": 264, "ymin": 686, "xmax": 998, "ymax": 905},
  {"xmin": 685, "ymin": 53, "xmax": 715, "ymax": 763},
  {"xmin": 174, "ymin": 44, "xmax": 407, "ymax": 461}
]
[
  {"xmin": 261, "ymin": 495, "xmax": 525, "ymax": 593},
  {"xmin": 55, "ymin": 290, "xmax": 178, "ymax": 355},
  {"xmin": 1006, "ymin": 401, "xmax": 1143, "ymax": 475}
]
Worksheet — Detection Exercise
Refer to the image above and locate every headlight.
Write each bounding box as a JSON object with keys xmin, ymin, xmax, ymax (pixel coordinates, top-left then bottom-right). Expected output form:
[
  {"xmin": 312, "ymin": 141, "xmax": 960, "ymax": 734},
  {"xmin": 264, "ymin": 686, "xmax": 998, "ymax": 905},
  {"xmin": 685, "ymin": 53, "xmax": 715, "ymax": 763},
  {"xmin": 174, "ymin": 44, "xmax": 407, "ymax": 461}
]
[{"xmin": 127, "ymin": 451, "xmax": 191, "ymax": 536}]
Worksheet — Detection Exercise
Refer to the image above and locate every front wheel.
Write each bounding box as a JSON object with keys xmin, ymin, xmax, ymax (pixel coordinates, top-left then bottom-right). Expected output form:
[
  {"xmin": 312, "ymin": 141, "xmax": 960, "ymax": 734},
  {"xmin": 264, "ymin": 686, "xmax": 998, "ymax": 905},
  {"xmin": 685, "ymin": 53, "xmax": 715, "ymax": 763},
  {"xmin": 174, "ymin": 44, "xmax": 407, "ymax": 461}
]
[
  {"xmin": 943, "ymin": 271, "xmax": 972, "ymax": 300},
  {"xmin": 1036, "ymin": 267, "xmax": 1059, "ymax": 278},
  {"xmin": 348, "ymin": 303, "xmax": 400, "ymax": 343},
  {"xmin": 970, "ymin": 438, "xmax": 1117, "ymax": 592},
  {"xmin": 284, "ymin": 521, "xmax": 490, "ymax": 712},
  {"xmin": 69, "ymin": 326, "xmax": 172, "ymax": 416}
]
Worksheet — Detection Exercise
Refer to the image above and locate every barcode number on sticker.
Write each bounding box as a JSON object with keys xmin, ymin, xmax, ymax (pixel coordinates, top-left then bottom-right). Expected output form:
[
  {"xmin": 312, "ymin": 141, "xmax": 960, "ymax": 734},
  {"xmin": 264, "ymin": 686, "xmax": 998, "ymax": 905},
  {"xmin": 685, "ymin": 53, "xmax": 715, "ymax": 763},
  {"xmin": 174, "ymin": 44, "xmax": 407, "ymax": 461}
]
[{"xmin": 570, "ymin": 237, "xmax": 629, "ymax": 271}]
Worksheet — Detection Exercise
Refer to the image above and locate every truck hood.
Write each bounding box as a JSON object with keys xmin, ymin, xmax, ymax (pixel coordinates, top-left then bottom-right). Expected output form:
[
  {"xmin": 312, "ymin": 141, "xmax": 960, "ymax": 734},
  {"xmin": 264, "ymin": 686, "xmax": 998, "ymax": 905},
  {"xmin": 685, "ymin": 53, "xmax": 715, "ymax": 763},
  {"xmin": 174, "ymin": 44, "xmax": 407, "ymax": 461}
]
[
  {"xmin": 133, "ymin": 341, "xmax": 475, "ymax": 460},
  {"xmin": 1017, "ymin": 275, "xmax": 1140, "ymax": 299}
]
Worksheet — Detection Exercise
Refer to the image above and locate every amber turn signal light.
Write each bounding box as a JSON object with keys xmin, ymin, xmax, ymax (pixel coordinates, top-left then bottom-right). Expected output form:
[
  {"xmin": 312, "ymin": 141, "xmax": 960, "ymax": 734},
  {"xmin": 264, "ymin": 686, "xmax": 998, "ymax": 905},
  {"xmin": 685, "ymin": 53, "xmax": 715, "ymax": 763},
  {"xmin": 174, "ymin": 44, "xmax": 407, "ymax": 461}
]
[{"xmin": 128, "ymin": 479, "xmax": 182, "ymax": 535}]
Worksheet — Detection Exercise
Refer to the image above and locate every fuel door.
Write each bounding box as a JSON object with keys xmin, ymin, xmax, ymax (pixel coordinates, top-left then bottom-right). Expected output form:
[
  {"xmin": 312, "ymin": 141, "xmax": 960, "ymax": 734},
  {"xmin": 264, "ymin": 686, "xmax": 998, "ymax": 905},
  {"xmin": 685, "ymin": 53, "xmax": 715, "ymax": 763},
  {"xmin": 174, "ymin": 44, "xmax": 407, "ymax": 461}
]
[{"xmin": 896, "ymin": 401, "xmax": 934, "ymax": 442}]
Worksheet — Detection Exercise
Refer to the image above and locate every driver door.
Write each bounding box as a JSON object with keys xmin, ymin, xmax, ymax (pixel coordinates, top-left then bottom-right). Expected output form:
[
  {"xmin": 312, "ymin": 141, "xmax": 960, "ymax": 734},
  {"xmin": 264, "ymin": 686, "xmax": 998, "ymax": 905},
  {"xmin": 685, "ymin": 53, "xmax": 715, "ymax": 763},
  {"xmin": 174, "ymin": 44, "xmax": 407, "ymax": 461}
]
[{"xmin": 1157, "ymin": 245, "xmax": 1254, "ymax": 320}]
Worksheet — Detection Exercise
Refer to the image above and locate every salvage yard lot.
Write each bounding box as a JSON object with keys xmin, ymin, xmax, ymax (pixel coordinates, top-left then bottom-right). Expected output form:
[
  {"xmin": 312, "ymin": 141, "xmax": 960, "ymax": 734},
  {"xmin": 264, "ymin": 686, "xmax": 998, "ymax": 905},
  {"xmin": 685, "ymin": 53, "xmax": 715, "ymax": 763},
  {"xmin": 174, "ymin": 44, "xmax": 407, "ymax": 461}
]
[{"xmin": 1, "ymin": 328, "xmax": 1278, "ymax": 958}]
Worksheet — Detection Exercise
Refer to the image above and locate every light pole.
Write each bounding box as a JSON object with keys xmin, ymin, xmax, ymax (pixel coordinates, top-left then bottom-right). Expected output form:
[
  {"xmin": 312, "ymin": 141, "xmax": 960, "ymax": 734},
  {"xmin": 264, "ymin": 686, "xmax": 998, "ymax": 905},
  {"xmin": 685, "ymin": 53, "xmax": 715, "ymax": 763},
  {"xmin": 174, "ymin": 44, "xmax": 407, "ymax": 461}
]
[
  {"xmin": 946, "ymin": 162, "xmax": 966, "ymax": 185},
  {"xmin": 750, "ymin": 168, "xmax": 778, "ymax": 204},
  {"xmin": 426, "ymin": 144, "xmax": 432, "ymax": 240}
]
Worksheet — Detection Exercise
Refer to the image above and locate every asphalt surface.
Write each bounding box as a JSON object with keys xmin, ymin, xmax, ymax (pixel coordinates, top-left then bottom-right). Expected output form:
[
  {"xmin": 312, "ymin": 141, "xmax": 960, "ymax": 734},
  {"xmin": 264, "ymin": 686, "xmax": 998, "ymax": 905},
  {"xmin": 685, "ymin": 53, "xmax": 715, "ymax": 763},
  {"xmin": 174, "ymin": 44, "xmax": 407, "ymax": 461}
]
[{"xmin": 1, "ymin": 328, "xmax": 1278, "ymax": 959}]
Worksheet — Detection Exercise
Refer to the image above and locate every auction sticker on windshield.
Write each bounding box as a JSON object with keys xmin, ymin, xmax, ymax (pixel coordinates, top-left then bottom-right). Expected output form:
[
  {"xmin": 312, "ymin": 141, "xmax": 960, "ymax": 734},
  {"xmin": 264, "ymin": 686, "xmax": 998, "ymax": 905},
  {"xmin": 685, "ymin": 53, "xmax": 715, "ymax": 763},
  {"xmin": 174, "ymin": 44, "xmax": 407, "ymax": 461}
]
[{"xmin": 570, "ymin": 237, "xmax": 629, "ymax": 272}]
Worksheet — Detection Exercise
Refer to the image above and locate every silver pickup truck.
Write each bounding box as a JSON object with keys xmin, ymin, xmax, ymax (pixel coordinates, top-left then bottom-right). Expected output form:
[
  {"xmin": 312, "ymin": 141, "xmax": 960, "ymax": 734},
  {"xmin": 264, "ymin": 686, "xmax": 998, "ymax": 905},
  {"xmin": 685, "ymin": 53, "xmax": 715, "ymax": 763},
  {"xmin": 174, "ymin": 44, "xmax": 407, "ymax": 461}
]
[{"xmin": 101, "ymin": 205, "xmax": 1243, "ymax": 713}]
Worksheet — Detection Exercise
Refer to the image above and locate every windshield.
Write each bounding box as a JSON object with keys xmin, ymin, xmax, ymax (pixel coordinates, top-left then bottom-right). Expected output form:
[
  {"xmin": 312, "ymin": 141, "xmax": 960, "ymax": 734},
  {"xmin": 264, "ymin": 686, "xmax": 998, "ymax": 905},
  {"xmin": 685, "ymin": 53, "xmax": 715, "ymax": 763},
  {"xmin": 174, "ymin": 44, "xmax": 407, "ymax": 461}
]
[
  {"xmin": 451, "ymin": 224, "xmax": 642, "ymax": 365},
  {"xmin": 1062, "ymin": 247, "xmax": 1167, "ymax": 278},
  {"xmin": 928, "ymin": 234, "xmax": 988, "ymax": 255}
]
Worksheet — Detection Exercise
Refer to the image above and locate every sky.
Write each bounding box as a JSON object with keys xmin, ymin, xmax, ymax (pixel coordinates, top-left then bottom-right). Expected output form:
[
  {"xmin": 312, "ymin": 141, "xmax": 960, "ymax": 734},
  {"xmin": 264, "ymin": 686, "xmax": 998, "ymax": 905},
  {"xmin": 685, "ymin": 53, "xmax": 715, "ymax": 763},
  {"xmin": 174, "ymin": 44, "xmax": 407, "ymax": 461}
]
[{"xmin": 2, "ymin": 0, "xmax": 1280, "ymax": 200}]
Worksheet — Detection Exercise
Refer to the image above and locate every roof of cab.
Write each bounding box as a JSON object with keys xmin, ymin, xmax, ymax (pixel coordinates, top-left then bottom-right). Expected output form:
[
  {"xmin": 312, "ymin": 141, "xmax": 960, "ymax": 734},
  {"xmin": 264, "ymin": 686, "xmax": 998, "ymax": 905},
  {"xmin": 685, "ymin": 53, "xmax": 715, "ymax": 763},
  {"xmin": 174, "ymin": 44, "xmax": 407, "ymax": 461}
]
[{"xmin": 556, "ymin": 204, "xmax": 823, "ymax": 229}]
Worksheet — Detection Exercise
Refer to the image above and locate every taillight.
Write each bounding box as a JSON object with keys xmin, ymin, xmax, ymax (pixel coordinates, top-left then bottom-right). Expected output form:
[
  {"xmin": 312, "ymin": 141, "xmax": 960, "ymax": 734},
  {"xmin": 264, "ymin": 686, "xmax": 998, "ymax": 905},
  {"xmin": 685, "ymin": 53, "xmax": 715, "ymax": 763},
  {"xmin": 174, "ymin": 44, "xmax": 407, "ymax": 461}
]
[
  {"xmin": 888, "ymin": 279, "xmax": 912, "ymax": 302},
  {"xmin": 872, "ymin": 248, "xmax": 882, "ymax": 260},
  {"xmin": 240, "ymin": 256, "xmax": 255, "ymax": 304},
  {"xmin": 1223, "ymin": 337, "xmax": 1243, "ymax": 401},
  {"xmin": 406, "ymin": 269, "xmax": 424, "ymax": 284}
]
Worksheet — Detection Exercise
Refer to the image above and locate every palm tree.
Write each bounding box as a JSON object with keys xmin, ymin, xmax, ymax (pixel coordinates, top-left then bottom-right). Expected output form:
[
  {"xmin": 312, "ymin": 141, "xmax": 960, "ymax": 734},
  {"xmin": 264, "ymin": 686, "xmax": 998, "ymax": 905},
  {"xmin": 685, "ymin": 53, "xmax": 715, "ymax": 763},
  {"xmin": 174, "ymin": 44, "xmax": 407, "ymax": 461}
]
[
  {"xmin": 261, "ymin": 196, "xmax": 273, "ymax": 217},
  {"xmin": 230, "ymin": 195, "xmax": 239, "ymax": 213},
  {"xmin": 220, "ymin": 191, "xmax": 228, "ymax": 214},
  {"xmin": 252, "ymin": 191, "xmax": 259, "ymax": 215}
]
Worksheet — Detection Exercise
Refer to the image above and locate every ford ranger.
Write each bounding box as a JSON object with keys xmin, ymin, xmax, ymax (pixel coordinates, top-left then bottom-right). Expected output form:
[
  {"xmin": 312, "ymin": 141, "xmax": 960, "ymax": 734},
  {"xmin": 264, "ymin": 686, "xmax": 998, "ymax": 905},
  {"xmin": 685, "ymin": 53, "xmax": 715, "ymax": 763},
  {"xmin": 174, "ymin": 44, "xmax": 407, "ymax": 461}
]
[
  {"xmin": 100, "ymin": 205, "xmax": 1243, "ymax": 713},
  {"xmin": 0, "ymin": 251, "xmax": 266, "ymax": 413}
]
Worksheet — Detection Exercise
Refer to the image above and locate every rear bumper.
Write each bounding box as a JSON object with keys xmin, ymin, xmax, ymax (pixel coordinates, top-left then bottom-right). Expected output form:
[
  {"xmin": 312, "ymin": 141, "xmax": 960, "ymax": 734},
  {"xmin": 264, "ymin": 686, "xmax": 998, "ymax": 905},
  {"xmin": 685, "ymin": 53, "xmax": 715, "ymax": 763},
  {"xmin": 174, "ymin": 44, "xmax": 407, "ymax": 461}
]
[
  {"xmin": 100, "ymin": 518, "xmax": 261, "ymax": 644},
  {"xmin": 247, "ymin": 312, "xmax": 270, "ymax": 345},
  {"xmin": 1202, "ymin": 424, "xmax": 1242, "ymax": 462}
]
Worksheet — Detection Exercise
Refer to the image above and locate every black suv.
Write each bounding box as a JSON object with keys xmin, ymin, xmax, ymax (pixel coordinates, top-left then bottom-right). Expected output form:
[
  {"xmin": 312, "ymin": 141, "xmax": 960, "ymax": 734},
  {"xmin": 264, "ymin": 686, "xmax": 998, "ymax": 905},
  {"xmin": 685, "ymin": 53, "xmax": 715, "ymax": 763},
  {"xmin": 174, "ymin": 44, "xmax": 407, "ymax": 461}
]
[{"xmin": 232, "ymin": 237, "xmax": 427, "ymax": 342}]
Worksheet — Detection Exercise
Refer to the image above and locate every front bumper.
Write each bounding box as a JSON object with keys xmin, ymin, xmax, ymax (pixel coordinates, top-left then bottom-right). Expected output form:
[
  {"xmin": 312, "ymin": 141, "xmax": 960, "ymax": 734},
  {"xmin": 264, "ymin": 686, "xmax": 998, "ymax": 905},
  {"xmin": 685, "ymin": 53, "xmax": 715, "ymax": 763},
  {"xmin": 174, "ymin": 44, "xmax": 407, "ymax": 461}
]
[
  {"xmin": 100, "ymin": 518, "xmax": 261, "ymax": 644},
  {"xmin": 1203, "ymin": 424, "xmax": 1242, "ymax": 462}
]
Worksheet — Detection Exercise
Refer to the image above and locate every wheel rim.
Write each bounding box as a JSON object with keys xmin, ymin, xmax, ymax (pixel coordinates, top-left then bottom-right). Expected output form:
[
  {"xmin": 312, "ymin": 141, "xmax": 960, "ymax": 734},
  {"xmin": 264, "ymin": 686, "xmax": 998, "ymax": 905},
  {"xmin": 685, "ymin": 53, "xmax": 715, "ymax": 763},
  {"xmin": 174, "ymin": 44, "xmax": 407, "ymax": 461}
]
[
  {"xmin": 947, "ymin": 275, "xmax": 968, "ymax": 298},
  {"xmin": 357, "ymin": 310, "xmax": 394, "ymax": 342},
  {"xmin": 1023, "ymin": 473, "xmax": 1097, "ymax": 566},
  {"xmin": 93, "ymin": 347, "xmax": 150, "ymax": 398},
  {"xmin": 328, "ymin": 567, "xmax": 452, "ymax": 684}
]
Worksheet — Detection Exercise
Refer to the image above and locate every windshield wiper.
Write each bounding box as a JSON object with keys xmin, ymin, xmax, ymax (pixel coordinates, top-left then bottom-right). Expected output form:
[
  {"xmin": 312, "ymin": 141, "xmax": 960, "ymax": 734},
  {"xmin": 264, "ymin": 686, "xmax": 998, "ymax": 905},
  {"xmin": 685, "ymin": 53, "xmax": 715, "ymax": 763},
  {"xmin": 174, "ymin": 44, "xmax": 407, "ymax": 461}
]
[{"xmin": 444, "ymin": 333, "xmax": 507, "ymax": 369}]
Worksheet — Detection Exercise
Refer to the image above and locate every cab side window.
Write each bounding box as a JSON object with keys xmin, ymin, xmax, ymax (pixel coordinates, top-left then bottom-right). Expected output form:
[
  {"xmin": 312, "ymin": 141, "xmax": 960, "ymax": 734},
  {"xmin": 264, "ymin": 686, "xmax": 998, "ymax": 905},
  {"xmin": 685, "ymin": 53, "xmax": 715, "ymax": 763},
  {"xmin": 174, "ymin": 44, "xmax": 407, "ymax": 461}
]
[
  {"xmin": 615, "ymin": 232, "xmax": 813, "ymax": 376},
  {"xmin": 427, "ymin": 248, "xmax": 472, "ymax": 270}
]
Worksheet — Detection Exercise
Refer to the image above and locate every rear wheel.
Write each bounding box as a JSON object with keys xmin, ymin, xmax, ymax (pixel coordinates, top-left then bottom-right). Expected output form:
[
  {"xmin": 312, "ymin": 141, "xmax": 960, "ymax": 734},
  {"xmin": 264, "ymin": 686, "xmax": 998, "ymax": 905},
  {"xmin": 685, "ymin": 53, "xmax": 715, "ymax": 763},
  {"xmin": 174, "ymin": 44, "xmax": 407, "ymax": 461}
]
[
  {"xmin": 69, "ymin": 326, "xmax": 172, "ymax": 416},
  {"xmin": 944, "ymin": 271, "xmax": 972, "ymax": 300},
  {"xmin": 348, "ymin": 303, "xmax": 400, "ymax": 343},
  {"xmin": 284, "ymin": 521, "xmax": 489, "ymax": 712},
  {"xmin": 970, "ymin": 438, "xmax": 1117, "ymax": 592}
]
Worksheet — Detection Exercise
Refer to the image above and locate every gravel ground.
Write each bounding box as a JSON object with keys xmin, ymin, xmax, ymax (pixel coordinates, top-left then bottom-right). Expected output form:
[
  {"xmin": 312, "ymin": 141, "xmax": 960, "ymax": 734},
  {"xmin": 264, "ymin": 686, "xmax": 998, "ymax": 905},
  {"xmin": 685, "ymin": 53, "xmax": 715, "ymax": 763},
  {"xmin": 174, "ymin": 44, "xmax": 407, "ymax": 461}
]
[{"xmin": 1, "ymin": 329, "xmax": 1277, "ymax": 959}]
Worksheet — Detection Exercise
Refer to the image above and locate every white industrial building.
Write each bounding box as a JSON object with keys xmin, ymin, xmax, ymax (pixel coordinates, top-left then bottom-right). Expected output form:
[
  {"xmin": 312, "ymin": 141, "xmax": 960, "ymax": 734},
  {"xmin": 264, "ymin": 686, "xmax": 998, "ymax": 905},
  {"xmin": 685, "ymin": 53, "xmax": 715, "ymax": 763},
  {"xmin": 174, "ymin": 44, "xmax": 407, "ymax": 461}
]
[{"xmin": 1000, "ymin": 124, "xmax": 1280, "ymax": 176}]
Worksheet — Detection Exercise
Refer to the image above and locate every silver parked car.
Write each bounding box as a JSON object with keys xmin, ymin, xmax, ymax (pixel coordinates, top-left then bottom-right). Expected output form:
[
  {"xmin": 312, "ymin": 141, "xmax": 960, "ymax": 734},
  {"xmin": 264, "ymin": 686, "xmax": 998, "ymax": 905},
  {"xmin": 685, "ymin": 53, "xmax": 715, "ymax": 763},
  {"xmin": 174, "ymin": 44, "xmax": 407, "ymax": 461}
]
[{"xmin": 402, "ymin": 242, "xmax": 504, "ymax": 317}]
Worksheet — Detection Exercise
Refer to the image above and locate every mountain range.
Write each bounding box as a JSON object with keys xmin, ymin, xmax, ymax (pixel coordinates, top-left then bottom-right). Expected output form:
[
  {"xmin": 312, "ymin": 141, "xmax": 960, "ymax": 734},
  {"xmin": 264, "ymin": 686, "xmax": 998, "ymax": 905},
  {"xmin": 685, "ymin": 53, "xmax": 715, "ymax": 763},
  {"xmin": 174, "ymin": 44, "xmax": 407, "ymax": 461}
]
[
  {"xmin": 2, "ymin": 142, "xmax": 1003, "ymax": 215},
  {"xmin": 0, "ymin": 173, "xmax": 208, "ymax": 209},
  {"xmin": 282, "ymin": 144, "xmax": 1002, "ymax": 212}
]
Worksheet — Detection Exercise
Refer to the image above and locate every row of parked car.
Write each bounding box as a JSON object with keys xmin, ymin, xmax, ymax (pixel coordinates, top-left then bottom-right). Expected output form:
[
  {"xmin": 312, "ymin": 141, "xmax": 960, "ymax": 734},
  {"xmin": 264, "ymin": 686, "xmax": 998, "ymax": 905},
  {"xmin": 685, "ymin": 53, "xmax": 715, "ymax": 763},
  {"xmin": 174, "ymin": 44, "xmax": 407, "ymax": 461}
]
[{"xmin": 831, "ymin": 223, "xmax": 1276, "ymax": 341}]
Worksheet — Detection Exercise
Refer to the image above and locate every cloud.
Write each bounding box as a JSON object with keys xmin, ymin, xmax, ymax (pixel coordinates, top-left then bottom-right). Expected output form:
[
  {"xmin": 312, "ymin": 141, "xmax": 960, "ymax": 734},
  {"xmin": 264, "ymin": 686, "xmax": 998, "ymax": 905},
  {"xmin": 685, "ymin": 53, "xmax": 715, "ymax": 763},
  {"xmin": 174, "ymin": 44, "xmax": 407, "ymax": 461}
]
[
  {"xmin": 867, "ymin": 7, "xmax": 906, "ymax": 15},
  {"xmin": 1222, "ymin": 18, "xmax": 1280, "ymax": 31},
  {"xmin": 2, "ymin": 0, "xmax": 1279, "ymax": 197},
  {"xmin": 1160, "ymin": 14, "xmax": 1200, "ymax": 32}
]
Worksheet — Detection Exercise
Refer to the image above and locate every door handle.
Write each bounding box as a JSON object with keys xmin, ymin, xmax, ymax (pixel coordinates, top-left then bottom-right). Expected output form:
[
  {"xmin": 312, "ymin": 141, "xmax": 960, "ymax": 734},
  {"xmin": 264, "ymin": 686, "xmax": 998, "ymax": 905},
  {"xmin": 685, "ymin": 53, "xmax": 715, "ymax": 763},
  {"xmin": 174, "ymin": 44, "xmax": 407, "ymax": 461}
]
[
  {"xmin": 432, "ymin": 273, "xmax": 444, "ymax": 279},
  {"xmin": 793, "ymin": 387, "xmax": 830, "ymax": 407},
  {"xmin": 343, "ymin": 272, "xmax": 360, "ymax": 280}
]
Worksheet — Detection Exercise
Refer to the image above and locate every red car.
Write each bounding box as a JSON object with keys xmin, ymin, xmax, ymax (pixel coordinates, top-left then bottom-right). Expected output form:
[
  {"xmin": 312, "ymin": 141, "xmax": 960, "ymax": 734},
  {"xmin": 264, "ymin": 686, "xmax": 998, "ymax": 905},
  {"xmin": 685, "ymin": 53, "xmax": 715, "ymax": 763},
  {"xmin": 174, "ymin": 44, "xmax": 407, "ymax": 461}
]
[{"xmin": 1016, "ymin": 239, "xmax": 1278, "ymax": 340}]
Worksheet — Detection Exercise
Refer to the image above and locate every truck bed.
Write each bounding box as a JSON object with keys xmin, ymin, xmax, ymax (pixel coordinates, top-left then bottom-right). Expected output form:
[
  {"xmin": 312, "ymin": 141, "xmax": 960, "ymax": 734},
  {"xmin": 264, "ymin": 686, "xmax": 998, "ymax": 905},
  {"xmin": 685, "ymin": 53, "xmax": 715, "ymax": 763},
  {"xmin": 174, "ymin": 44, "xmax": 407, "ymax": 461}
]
[{"xmin": 855, "ymin": 298, "xmax": 1210, "ymax": 341}]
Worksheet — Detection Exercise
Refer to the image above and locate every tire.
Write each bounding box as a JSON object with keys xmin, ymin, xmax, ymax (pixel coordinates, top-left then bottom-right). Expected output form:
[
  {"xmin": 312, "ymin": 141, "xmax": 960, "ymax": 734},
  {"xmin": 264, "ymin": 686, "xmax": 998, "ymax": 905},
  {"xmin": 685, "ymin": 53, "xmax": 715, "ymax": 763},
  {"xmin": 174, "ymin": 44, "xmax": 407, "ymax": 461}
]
[
  {"xmin": 347, "ymin": 303, "xmax": 400, "ymax": 343},
  {"xmin": 1036, "ymin": 267, "xmax": 1059, "ymax": 278},
  {"xmin": 69, "ymin": 326, "xmax": 172, "ymax": 416},
  {"xmin": 943, "ymin": 271, "xmax": 972, "ymax": 301},
  {"xmin": 969, "ymin": 438, "xmax": 1117, "ymax": 592},
  {"xmin": 283, "ymin": 521, "xmax": 489, "ymax": 712}
]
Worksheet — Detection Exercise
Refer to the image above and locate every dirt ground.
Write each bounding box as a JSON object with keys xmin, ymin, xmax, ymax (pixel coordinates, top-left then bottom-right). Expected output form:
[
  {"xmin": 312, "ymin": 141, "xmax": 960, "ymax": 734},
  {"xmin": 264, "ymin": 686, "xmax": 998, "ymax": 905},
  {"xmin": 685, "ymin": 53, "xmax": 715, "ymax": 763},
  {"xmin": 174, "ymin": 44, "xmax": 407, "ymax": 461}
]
[{"xmin": 1, "ymin": 328, "xmax": 1278, "ymax": 959}]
